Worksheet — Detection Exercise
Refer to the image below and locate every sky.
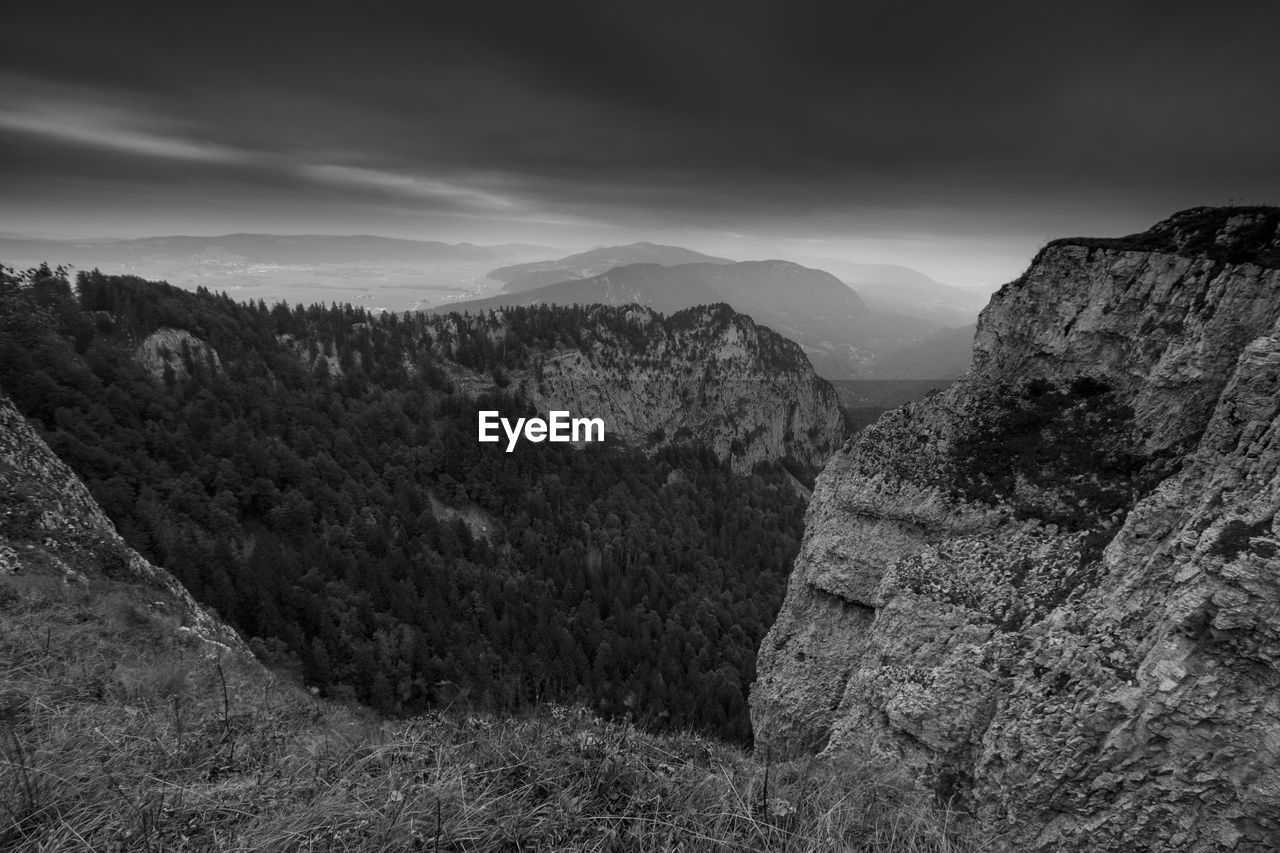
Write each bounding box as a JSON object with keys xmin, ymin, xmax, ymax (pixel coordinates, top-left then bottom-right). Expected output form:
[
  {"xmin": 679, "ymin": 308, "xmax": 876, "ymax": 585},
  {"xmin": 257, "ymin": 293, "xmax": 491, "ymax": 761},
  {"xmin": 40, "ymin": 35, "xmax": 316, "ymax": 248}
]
[{"xmin": 3, "ymin": 0, "xmax": 1279, "ymax": 287}]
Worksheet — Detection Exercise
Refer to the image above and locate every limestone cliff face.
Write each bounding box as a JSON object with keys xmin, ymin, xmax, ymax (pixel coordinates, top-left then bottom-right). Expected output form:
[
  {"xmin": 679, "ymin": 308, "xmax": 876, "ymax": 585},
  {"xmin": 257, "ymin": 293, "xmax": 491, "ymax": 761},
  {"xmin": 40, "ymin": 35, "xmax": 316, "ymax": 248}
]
[
  {"xmin": 435, "ymin": 304, "xmax": 844, "ymax": 476},
  {"xmin": 135, "ymin": 327, "xmax": 222, "ymax": 382},
  {"xmin": 751, "ymin": 207, "xmax": 1280, "ymax": 851},
  {"xmin": 0, "ymin": 389, "xmax": 243, "ymax": 652}
]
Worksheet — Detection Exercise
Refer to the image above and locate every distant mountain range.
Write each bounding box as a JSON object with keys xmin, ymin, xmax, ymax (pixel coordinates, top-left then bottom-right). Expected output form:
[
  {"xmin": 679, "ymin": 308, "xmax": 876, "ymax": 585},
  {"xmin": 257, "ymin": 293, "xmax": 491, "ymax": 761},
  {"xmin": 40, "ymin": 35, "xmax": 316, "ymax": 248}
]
[
  {"xmin": 486, "ymin": 242, "xmax": 733, "ymax": 292},
  {"xmin": 2, "ymin": 234, "xmax": 988, "ymax": 378},
  {"xmin": 0, "ymin": 234, "xmax": 554, "ymax": 267},
  {"xmin": 471, "ymin": 263, "xmax": 726, "ymax": 315},
  {"xmin": 437, "ymin": 257, "xmax": 968, "ymax": 379},
  {"xmin": 801, "ymin": 258, "xmax": 991, "ymax": 327},
  {"xmin": 1, "ymin": 234, "xmax": 560, "ymax": 313}
]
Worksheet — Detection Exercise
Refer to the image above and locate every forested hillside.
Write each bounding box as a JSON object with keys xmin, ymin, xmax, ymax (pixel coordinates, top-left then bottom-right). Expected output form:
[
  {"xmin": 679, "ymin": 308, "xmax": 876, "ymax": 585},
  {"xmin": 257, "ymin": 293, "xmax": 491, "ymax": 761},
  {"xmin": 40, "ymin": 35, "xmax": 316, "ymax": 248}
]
[{"xmin": 0, "ymin": 263, "xmax": 811, "ymax": 742}]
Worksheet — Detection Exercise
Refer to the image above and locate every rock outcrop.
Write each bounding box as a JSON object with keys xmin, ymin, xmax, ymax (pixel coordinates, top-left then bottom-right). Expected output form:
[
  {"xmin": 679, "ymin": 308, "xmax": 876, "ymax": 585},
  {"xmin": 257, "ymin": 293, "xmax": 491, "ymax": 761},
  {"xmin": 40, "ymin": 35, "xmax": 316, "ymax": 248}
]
[
  {"xmin": 751, "ymin": 207, "xmax": 1280, "ymax": 850},
  {"xmin": 135, "ymin": 327, "xmax": 222, "ymax": 382},
  {"xmin": 433, "ymin": 303, "xmax": 844, "ymax": 476},
  {"xmin": 0, "ymin": 388, "xmax": 243, "ymax": 652}
]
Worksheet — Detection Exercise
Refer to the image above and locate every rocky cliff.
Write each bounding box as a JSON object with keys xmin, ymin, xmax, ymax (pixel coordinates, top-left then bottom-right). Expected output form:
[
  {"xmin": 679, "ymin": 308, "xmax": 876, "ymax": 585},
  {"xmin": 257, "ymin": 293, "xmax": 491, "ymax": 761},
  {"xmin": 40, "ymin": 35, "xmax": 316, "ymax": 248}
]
[
  {"xmin": 432, "ymin": 303, "xmax": 844, "ymax": 476},
  {"xmin": 0, "ymin": 388, "xmax": 242, "ymax": 652},
  {"xmin": 751, "ymin": 207, "xmax": 1280, "ymax": 850}
]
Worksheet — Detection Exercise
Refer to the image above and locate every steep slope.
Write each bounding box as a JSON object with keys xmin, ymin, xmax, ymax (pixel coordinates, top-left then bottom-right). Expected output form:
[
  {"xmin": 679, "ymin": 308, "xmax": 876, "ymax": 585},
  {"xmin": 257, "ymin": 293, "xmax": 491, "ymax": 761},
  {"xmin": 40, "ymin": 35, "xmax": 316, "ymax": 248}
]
[
  {"xmin": 0, "ymin": 390, "xmax": 241, "ymax": 652},
  {"xmin": 428, "ymin": 303, "xmax": 844, "ymax": 476},
  {"xmin": 438, "ymin": 259, "xmax": 943, "ymax": 379},
  {"xmin": 487, "ymin": 242, "xmax": 731, "ymax": 292},
  {"xmin": 751, "ymin": 206, "xmax": 1280, "ymax": 851}
]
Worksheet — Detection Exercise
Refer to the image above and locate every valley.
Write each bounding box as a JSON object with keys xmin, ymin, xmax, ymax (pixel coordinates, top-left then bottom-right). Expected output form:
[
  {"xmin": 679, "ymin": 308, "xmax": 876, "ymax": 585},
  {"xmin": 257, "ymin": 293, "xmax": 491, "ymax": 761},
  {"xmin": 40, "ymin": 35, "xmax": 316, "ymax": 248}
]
[
  {"xmin": 0, "ymin": 365, "xmax": 966, "ymax": 851},
  {"xmin": 0, "ymin": 267, "xmax": 839, "ymax": 744}
]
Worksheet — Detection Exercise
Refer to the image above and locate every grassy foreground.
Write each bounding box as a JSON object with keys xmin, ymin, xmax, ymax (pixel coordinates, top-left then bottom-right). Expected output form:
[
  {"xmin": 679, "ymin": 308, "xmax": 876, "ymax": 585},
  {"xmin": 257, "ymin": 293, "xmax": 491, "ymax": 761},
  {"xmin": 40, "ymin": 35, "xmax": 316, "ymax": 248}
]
[{"xmin": 0, "ymin": 570, "xmax": 981, "ymax": 852}]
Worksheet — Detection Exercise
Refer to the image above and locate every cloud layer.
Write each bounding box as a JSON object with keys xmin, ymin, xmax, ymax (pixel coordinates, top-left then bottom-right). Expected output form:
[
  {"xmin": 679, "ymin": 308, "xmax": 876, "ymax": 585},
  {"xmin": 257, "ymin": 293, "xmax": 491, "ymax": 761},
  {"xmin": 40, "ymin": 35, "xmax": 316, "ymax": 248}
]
[{"xmin": 4, "ymin": 1, "xmax": 1279, "ymax": 284}]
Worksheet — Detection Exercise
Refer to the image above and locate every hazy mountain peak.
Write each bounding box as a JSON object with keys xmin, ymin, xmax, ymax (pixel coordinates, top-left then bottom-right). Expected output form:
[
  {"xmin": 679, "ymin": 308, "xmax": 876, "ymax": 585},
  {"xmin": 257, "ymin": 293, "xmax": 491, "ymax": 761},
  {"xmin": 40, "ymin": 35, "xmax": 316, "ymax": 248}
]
[
  {"xmin": 487, "ymin": 242, "xmax": 733, "ymax": 293},
  {"xmin": 814, "ymin": 258, "xmax": 992, "ymax": 328}
]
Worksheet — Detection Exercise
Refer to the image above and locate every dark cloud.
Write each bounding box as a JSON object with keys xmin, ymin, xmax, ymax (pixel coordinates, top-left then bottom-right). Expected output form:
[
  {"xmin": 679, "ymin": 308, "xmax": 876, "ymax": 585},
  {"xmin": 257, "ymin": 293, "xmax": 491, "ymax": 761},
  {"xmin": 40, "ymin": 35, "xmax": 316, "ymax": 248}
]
[{"xmin": 3, "ymin": 0, "xmax": 1279, "ymax": 282}]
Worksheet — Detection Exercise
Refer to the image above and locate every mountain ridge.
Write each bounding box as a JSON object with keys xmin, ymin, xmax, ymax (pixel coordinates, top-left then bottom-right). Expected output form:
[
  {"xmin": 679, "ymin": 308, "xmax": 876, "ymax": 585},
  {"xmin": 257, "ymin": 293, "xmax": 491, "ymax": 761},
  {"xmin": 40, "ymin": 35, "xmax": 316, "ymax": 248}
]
[
  {"xmin": 486, "ymin": 242, "xmax": 732, "ymax": 293},
  {"xmin": 806, "ymin": 258, "xmax": 990, "ymax": 327},
  {"xmin": 435, "ymin": 259, "xmax": 949, "ymax": 379}
]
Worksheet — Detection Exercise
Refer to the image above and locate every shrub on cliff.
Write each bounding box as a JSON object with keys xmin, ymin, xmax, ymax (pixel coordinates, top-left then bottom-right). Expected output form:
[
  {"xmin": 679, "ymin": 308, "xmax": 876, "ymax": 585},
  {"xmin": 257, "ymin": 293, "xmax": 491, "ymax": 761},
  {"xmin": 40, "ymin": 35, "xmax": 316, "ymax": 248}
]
[{"xmin": 948, "ymin": 377, "xmax": 1174, "ymax": 531}]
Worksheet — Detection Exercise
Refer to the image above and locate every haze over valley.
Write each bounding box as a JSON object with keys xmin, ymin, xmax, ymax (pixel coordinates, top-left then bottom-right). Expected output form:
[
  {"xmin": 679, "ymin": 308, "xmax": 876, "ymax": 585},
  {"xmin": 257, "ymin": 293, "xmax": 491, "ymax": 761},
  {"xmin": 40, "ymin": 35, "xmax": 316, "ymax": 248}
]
[
  {"xmin": 5, "ymin": 234, "xmax": 991, "ymax": 379},
  {"xmin": 0, "ymin": 234, "xmax": 556, "ymax": 312}
]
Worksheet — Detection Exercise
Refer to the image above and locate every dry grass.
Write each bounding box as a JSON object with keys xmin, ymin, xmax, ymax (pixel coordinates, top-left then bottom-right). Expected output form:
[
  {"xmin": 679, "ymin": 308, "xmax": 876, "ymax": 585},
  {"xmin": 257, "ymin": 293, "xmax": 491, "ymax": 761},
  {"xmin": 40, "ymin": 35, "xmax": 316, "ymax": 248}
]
[{"xmin": 0, "ymin": 574, "xmax": 984, "ymax": 852}]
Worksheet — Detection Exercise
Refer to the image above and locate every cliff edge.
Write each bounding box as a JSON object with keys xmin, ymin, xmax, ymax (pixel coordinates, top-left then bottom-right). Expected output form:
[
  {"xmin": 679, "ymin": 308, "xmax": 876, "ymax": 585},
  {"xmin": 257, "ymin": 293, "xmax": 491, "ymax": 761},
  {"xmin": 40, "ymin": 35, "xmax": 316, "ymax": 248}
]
[{"xmin": 751, "ymin": 207, "xmax": 1280, "ymax": 851}]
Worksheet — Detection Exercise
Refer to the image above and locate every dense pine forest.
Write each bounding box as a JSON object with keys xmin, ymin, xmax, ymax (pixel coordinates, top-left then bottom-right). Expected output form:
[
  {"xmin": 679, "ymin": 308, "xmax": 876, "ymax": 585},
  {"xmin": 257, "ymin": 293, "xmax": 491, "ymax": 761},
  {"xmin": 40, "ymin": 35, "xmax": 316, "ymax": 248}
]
[{"xmin": 0, "ymin": 263, "xmax": 811, "ymax": 742}]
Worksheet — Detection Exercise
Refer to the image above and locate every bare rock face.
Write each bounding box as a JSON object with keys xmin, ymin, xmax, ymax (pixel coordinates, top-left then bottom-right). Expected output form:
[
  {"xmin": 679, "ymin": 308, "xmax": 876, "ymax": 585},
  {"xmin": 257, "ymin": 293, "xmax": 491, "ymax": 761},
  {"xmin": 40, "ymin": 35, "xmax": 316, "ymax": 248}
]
[
  {"xmin": 0, "ymin": 390, "xmax": 243, "ymax": 653},
  {"xmin": 135, "ymin": 327, "xmax": 222, "ymax": 382},
  {"xmin": 751, "ymin": 207, "xmax": 1280, "ymax": 850},
  {"xmin": 435, "ymin": 304, "xmax": 844, "ymax": 476}
]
